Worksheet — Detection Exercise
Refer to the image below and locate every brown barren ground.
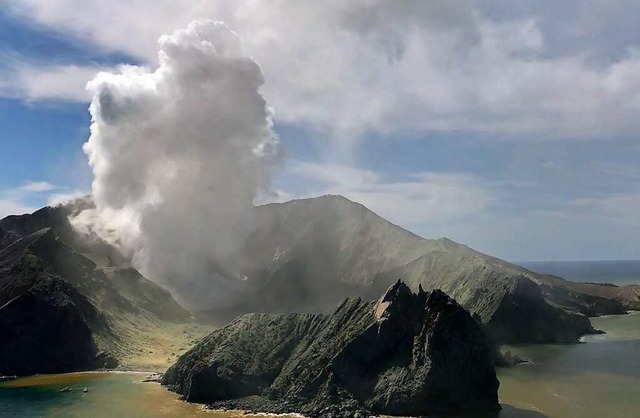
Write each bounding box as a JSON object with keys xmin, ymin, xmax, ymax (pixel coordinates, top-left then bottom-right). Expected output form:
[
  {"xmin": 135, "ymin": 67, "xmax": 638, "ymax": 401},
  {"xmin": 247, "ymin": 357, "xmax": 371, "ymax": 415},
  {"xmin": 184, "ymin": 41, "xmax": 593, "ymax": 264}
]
[{"xmin": 95, "ymin": 311, "xmax": 215, "ymax": 372}]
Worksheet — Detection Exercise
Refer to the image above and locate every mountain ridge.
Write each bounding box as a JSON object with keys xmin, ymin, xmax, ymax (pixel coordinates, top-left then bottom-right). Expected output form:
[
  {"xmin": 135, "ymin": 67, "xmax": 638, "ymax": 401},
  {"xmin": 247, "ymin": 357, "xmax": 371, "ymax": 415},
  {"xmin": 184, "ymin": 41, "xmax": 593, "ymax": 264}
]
[
  {"xmin": 163, "ymin": 280, "xmax": 501, "ymax": 417},
  {"xmin": 1, "ymin": 193, "xmax": 636, "ymax": 376},
  {"xmin": 211, "ymin": 194, "xmax": 633, "ymax": 343}
]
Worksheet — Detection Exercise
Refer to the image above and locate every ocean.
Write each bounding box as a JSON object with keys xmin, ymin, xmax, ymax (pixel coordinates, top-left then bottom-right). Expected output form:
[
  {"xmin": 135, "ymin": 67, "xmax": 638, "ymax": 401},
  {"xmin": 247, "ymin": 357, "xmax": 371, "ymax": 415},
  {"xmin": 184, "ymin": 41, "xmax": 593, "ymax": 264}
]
[
  {"xmin": 2, "ymin": 313, "xmax": 639, "ymax": 418},
  {"xmin": 1, "ymin": 260, "xmax": 639, "ymax": 418},
  {"xmin": 517, "ymin": 259, "xmax": 640, "ymax": 286},
  {"xmin": 0, "ymin": 372, "xmax": 225, "ymax": 418},
  {"xmin": 496, "ymin": 312, "xmax": 640, "ymax": 418}
]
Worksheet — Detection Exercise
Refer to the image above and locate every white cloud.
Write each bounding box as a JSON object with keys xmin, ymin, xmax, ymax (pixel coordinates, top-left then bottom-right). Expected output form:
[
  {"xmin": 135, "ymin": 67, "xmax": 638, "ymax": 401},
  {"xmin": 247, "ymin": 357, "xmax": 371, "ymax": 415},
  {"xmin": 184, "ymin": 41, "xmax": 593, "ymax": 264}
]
[
  {"xmin": 270, "ymin": 159, "xmax": 640, "ymax": 261},
  {"xmin": 569, "ymin": 194, "xmax": 640, "ymax": 226},
  {"xmin": 414, "ymin": 184, "xmax": 640, "ymax": 261},
  {"xmin": 2, "ymin": 1, "xmax": 639, "ymax": 262},
  {"xmin": 275, "ymin": 160, "xmax": 495, "ymax": 228},
  {"xmin": 46, "ymin": 190, "xmax": 86, "ymax": 206},
  {"xmin": 4, "ymin": 1, "xmax": 640, "ymax": 141},
  {"xmin": 20, "ymin": 181, "xmax": 57, "ymax": 192},
  {"xmin": 0, "ymin": 62, "xmax": 102, "ymax": 102},
  {"xmin": 18, "ymin": 64, "xmax": 101, "ymax": 102},
  {"xmin": 2, "ymin": 0, "xmax": 204, "ymax": 62},
  {"xmin": 423, "ymin": 208, "xmax": 640, "ymax": 262},
  {"xmin": 0, "ymin": 182, "xmax": 85, "ymax": 219},
  {"xmin": 592, "ymin": 162, "xmax": 640, "ymax": 180},
  {"xmin": 0, "ymin": 200, "xmax": 36, "ymax": 219},
  {"xmin": 0, "ymin": 185, "xmax": 44, "ymax": 219}
]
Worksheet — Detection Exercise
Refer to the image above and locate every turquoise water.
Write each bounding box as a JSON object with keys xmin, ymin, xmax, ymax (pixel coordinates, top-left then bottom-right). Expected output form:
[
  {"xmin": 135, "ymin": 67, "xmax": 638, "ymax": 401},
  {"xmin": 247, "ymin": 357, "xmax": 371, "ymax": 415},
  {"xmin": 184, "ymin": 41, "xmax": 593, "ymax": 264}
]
[{"xmin": 1, "ymin": 313, "xmax": 639, "ymax": 418}]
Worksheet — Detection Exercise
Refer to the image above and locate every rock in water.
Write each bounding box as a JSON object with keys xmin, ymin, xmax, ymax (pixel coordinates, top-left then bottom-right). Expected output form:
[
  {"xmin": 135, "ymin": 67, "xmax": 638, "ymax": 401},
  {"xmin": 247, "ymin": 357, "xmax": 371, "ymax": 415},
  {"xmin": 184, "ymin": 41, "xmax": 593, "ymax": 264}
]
[{"xmin": 163, "ymin": 281, "xmax": 500, "ymax": 416}]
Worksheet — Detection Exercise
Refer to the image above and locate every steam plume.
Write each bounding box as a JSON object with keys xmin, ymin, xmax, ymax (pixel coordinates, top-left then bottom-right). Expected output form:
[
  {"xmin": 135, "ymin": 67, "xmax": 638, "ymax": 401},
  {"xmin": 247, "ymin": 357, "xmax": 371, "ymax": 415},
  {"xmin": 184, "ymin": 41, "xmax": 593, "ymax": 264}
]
[{"xmin": 73, "ymin": 20, "xmax": 281, "ymax": 309}]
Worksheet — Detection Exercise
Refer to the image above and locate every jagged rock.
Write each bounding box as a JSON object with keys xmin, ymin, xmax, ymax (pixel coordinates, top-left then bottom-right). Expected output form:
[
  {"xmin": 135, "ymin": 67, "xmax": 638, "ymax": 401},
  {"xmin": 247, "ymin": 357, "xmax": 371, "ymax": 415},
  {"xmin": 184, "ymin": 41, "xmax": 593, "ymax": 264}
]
[
  {"xmin": 94, "ymin": 351, "xmax": 119, "ymax": 369},
  {"xmin": 498, "ymin": 350, "xmax": 526, "ymax": 367},
  {"xmin": 163, "ymin": 281, "xmax": 500, "ymax": 416}
]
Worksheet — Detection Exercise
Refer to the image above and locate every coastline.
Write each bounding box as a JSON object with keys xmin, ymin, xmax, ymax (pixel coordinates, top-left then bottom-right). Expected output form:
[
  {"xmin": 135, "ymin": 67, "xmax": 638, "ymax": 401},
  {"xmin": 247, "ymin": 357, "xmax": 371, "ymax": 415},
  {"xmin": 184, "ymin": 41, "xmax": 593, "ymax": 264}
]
[
  {"xmin": 0, "ymin": 370, "xmax": 160, "ymax": 389},
  {"xmin": 593, "ymin": 309, "xmax": 639, "ymax": 318},
  {"xmin": 2, "ymin": 309, "xmax": 638, "ymax": 418}
]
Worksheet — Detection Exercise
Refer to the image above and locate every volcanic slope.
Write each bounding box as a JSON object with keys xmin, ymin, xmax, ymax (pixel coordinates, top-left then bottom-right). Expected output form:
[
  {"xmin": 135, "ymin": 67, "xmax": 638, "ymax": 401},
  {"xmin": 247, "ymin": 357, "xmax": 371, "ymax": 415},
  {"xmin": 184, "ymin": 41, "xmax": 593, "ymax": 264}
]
[
  {"xmin": 0, "ymin": 203, "xmax": 210, "ymax": 375},
  {"xmin": 217, "ymin": 195, "xmax": 621, "ymax": 343}
]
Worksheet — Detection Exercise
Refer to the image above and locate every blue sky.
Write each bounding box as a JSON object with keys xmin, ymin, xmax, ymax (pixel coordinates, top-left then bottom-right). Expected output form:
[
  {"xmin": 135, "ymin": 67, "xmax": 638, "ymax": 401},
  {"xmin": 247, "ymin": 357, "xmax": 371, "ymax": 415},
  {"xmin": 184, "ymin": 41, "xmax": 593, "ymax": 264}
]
[{"xmin": 0, "ymin": 1, "xmax": 639, "ymax": 262}]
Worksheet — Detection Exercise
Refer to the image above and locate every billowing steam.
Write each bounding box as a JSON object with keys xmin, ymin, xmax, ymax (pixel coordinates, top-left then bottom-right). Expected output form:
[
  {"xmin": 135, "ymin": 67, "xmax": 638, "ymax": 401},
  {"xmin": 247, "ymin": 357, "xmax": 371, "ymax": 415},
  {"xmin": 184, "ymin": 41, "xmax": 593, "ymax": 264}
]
[{"xmin": 72, "ymin": 20, "xmax": 281, "ymax": 309}]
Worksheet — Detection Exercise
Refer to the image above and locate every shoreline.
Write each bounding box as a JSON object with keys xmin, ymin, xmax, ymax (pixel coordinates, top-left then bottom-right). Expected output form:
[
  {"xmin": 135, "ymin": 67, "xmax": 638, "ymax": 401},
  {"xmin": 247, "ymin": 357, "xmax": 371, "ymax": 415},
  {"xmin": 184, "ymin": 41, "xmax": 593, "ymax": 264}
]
[
  {"xmin": 1, "ymin": 372, "xmax": 307, "ymax": 417},
  {"xmin": 207, "ymin": 409, "xmax": 305, "ymax": 418},
  {"xmin": 2, "ymin": 310, "xmax": 638, "ymax": 418},
  {"xmin": 5, "ymin": 310, "xmax": 638, "ymax": 380},
  {"xmin": 0, "ymin": 370, "xmax": 162, "ymax": 389},
  {"xmin": 0, "ymin": 369, "xmax": 160, "ymax": 378},
  {"xmin": 4, "ymin": 312, "xmax": 639, "ymax": 418},
  {"xmin": 589, "ymin": 309, "xmax": 640, "ymax": 319}
]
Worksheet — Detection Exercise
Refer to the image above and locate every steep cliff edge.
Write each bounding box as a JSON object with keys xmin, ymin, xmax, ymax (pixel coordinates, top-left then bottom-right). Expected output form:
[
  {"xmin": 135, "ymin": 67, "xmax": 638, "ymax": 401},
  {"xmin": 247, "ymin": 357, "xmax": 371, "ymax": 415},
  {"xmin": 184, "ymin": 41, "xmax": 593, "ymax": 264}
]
[
  {"xmin": 0, "ymin": 203, "xmax": 192, "ymax": 375},
  {"xmin": 0, "ymin": 277, "xmax": 113, "ymax": 376},
  {"xmin": 537, "ymin": 274, "xmax": 640, "ymax": 313},
  {"xmin": 163, "ymin": 281, "xmax": 500, "ymax": 417}
]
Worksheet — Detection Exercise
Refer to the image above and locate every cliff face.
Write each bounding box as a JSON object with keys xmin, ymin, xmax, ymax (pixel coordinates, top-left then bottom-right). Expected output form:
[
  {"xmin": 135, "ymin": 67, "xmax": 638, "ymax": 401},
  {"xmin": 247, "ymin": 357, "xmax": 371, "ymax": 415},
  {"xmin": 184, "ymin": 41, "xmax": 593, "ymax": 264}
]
[
  {"xmin": 0, "ymin": 277, "xmax": 111, "ymax": 376},
  {"xmin": 0, "ymin": 204, "xmax": 188, "ymax": 321},
  {"xmin": 0, "ymin": 203, "xmax": 189, "ymax": 376},
  {"xmin": 163, "ymin": 281, "xmax": 500, "ymax": 417},
  {"xmin": 484, "ymin": 277, "xmax": 596, "ymax": 343},
  {"xmin": 537, "ymin": 274, "xmax": 640, "ymax": 313}
]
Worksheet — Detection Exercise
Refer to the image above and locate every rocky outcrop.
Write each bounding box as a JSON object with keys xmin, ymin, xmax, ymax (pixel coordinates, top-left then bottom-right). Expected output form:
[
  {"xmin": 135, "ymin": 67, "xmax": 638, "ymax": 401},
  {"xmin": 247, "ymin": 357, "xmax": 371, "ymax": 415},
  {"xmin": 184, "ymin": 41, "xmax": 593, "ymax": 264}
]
[
  {"xmin": 538, "ymin": 277, "xmax": 627, "ymax": 317},
  {"xmin": 0, "ymin": 203, "xmax": 189, "ymax": 375},
  {"xmin": 163, "ymin": 281, "xmax": 500, "ymax": 417},
  {"xmin": 537, "ymin": 274, "xmax": 640, "ymax": 314},
  {"xmin": 485, "ymin": 277, "xmax": 596, "ymax": 343}
]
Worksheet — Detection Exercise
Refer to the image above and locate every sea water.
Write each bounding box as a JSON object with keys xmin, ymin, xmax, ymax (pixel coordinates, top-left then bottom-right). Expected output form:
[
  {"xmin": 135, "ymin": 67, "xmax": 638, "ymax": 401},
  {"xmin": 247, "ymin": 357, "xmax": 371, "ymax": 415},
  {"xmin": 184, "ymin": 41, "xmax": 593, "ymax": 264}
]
[
  {"xmin": 2, "ymin": 312, "xmax": 639, "ymax": 418},
  {"xmin": 496, "ymin": 311, "xmax": 640, "ymax": 418},
  {"xmin": 0, "ymin": 372, "xmax": 216, "ymax": 417},
  {"xmin": 517, "ymin": 260, "xmax": 640, "ymax": 285},
  {"xmin": 2, "ymin": 259, "xmax": 639, "ymax": 418}
]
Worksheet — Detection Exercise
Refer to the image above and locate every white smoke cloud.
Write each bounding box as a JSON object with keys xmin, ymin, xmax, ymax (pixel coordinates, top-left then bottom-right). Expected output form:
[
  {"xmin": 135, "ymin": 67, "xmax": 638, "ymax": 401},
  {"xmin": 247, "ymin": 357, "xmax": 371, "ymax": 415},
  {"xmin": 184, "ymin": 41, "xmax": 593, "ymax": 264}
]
[
  {"xmin": 72, "ymin": 20, "xmax": 281, "ymax": 309},
  {"xmin": 7, "ymin": 0, "xmax": 640, "ymax": 144}
]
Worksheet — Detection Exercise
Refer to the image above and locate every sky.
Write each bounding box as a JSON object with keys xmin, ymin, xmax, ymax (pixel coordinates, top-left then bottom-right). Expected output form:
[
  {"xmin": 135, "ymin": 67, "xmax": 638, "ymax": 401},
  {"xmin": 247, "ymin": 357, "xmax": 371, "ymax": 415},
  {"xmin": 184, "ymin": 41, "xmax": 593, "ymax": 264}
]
[{"xmin": 0, "ymin": 0, "xmax": 638, "ymax": 262}]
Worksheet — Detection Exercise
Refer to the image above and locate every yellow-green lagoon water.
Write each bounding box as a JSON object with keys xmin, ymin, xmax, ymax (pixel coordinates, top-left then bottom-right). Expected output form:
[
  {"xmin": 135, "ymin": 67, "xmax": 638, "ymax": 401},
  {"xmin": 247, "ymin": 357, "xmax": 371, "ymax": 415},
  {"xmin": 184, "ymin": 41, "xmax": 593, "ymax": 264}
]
[
  {"xmin": 1, "ymin": 312, "xmax": 639, "ymax": 418},
  {"xmin": 497, "ymin": 311, "xmax": 640, "ymax": 418},
  {"xmin": 0, "ymin": 372, "xmax": 219, "ymax": 417}
]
